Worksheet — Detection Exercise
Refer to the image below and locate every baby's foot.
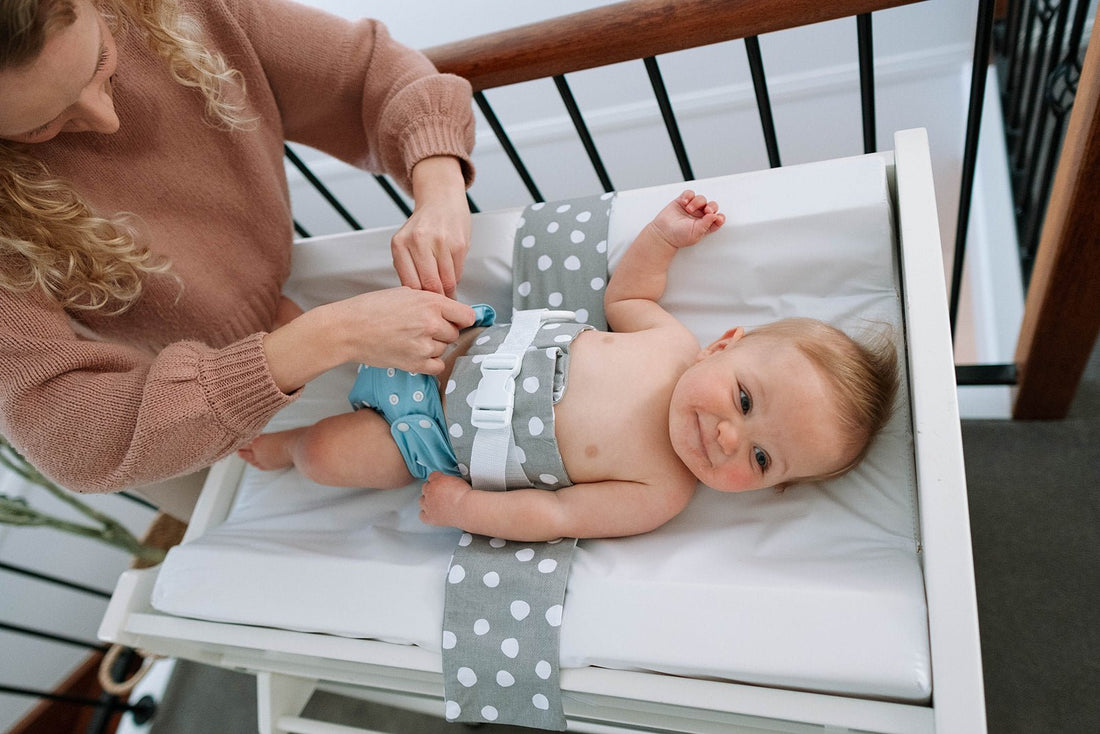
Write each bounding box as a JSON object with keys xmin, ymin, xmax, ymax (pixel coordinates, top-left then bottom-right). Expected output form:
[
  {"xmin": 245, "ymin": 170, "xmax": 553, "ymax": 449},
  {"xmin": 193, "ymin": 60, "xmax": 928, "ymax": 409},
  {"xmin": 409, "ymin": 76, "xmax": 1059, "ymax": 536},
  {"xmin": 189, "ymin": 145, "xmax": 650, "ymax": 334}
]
[{"xmin": 237, "ymin": 430, "xmax": 300, "ymax": 471}]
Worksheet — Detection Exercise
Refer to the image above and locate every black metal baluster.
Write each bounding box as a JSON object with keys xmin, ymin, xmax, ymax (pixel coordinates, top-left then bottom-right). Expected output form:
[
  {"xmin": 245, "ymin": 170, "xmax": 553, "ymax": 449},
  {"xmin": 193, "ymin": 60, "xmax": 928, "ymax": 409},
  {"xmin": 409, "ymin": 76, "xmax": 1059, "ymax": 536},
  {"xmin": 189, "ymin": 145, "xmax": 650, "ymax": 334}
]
[
  {"xmin": 474, "ymin": 92, "xmax": 544, "ymax": 202},
  {"xmin": 857, "ymin": 14, "xmax": 877, "ymax": 154},
  {"xmin": 1013, "ymin": 0, "xmax": 1069, "ymax": 211},
  {"xmin": 0, "ymin": 562, "xmax": 112, "ymax": 599},
  {"xmin": 0, "ymin": 621, "xmax": 108, "ymax": 652},
  {"xmin": 86, "ymin": 648, "xmax": 158, "ymax": 733},
  {"xmin": 955, "ymin": 363, "xmax": 1020, "ymax": 385},
  {"xmin": 0, "ymin": 684, "xmax": 156, "ymax": 723},
  {"xmin": 995, "ymin": 0, "xmax": 1022, "ymax": 58},
  {"xmin": 1011, "ymin": 1, "xmax": 1057, "ymax": 165},
  {"xmin": 950, "ymin": 0, "xmax": 997, "ymax": 338},
  {"xmin": 466, "ymin": 194, "xmax": 480, "ymax": 214},
  {"xmin": 554, "ymin": 75, "xmax": 615, "ymax": 192},
  {"xmin": 118, "ymin": 491, "xmax": 157, "ymax": 511},
  {"xmin": 283, "ymin": 145, "xmax": 363, "ymax": 230},
  {"xmin": 744, "ymin": 37, "xmax": 781, "ymax": 168},
  {"xmin": 373, "ymin": 175, "xmax": 413, "ymax": 217},
  {"xmin": 1003, "ymin": 0, "xmax": 1034, "ymax": 142},
  {"xmin": 1019, "ymin": 0, "xmax": 1090, "ymax": 281},
  {"xmin": 292, "ymin": 219, "xmax": 311, "ymax": 238},
  {"xmin": 644, "ymin": 56, "xmax": 695, "ymax": 181}
]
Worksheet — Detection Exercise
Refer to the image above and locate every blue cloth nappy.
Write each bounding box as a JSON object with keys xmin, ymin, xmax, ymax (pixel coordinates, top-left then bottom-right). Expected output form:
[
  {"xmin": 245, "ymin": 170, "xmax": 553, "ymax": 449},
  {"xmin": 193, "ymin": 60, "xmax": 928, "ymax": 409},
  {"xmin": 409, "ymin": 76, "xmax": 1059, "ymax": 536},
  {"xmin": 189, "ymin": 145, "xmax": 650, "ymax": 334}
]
[{"xmin": 347, "ymin": 304, "xmax": 496, "ymax": 480}]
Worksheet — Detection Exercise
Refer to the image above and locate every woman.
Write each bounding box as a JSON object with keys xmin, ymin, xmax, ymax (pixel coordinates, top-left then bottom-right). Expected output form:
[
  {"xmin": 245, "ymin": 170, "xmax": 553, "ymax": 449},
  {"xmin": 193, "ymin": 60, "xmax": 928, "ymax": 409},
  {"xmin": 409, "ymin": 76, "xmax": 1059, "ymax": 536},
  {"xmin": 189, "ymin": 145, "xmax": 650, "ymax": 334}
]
[{"xmin": 0, "ymin": 0, "xmax": 478, "ymax": 517}]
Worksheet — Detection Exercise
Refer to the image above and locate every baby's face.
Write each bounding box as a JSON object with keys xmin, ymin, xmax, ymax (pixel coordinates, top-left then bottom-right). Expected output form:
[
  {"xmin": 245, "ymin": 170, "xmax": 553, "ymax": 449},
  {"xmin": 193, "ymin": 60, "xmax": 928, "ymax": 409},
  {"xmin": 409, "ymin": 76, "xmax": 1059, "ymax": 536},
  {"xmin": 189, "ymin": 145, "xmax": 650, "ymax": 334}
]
[{"xmin": 668, "ymin": 329, "xmax": 856, "ymax": 492}]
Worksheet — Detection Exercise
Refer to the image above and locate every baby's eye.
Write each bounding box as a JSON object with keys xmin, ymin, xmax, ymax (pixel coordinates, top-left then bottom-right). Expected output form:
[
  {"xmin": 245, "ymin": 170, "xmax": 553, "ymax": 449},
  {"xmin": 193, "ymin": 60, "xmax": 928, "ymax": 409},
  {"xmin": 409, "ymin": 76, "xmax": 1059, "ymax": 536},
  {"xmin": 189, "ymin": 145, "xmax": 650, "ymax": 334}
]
[
  {"xmin": 739, "ymin": 388, "xmax": 751, "ymax": 414},
  {"xmin": 753, "ymin": 447, "xmax": 769, "ymax": 471}
]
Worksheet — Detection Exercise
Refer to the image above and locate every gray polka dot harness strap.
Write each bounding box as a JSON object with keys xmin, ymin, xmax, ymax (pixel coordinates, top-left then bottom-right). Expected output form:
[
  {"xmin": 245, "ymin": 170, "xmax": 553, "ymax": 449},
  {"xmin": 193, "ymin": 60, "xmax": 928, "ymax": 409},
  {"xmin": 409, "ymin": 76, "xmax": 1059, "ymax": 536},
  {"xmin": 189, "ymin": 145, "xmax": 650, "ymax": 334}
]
[{"xmin": 440, "ymin": 192, "xmax": 614, "ymax": 730}]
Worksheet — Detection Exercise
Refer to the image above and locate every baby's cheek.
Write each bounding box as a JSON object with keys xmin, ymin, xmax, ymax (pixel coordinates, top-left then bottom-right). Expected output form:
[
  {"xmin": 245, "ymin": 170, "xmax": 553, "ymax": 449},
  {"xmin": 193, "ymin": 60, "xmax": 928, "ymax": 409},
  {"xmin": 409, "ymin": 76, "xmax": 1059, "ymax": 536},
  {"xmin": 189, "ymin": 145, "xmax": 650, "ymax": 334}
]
[{"xmin": 709, "ymin": 466, "xmax": 754, "ymax": 493}]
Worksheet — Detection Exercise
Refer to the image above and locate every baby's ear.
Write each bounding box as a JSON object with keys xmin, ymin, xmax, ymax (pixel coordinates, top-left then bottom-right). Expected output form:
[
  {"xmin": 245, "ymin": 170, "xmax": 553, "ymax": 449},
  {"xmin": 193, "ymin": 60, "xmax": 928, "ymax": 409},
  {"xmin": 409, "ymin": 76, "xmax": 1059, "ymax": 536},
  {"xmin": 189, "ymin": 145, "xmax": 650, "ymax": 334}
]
[{"xmin": 700, "ymin": 327, "xmax": 745, "ymax": 358}]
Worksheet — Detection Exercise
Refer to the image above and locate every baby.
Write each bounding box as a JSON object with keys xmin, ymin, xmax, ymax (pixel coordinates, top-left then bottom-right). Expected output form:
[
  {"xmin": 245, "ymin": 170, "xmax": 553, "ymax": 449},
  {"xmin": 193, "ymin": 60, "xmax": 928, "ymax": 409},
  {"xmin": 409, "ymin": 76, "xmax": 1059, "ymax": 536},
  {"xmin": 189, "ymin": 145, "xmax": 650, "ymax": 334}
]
[{"xmin": 240, "ymin": 191, "xmax": 898, "ymax": 541}]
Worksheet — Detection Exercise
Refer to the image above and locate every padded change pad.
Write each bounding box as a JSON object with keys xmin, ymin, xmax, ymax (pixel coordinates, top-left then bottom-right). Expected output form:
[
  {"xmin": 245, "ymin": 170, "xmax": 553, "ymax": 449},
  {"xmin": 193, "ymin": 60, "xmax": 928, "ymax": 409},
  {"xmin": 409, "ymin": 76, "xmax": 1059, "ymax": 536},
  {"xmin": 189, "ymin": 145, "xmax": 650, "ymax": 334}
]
[{"xmin": 152, "ymin": 154, "xmax": 931, "ymax": 702}]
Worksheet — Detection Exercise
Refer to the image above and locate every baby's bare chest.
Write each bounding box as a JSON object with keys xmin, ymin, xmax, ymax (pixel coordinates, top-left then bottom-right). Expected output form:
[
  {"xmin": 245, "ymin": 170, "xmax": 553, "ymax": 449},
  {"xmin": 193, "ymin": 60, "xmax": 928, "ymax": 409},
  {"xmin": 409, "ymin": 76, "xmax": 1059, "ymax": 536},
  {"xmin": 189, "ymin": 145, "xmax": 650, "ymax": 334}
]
[{"xmin": 552, "ymin": 333, "xmax": 689, "ymax": 483}]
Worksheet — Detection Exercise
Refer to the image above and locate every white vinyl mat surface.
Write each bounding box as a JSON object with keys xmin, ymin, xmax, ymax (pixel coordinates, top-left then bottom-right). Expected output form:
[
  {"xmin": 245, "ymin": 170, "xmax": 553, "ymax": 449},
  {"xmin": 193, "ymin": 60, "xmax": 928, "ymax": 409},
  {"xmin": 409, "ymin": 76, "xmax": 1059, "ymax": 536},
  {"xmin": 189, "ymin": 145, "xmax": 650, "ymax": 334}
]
[{"xmin": 152, "ymin": 154, "xmax": 930, "ymax": 702}]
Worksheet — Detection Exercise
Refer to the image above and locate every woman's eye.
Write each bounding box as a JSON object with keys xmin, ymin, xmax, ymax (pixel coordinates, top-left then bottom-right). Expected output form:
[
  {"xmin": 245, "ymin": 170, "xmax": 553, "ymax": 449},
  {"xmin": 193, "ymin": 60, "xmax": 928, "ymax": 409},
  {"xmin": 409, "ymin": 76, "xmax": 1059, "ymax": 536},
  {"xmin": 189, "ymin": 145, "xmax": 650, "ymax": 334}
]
[
  {"xmin": 739, "ymin": 388, "xmax": 751, "ymax": 414},
  {"xmin": 95, "ymin": 47, "xmax": 109, "ymax": 73},
  {"xmin": 753, "ymin": 447, "xmax": 769, "ymax": 470}
]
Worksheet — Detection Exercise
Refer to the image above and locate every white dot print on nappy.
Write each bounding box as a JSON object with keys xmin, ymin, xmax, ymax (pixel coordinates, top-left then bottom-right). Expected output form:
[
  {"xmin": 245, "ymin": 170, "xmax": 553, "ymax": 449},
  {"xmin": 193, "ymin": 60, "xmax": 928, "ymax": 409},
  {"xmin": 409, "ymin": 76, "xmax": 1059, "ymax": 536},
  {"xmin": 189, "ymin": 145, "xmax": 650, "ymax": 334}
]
[
  {"xmin": 456, "ymin": 667, "xmax": 477, "ymax": 687},
  {"xmin": 510, "ymin": 600, "xmax": 531, "ymax": 621}
]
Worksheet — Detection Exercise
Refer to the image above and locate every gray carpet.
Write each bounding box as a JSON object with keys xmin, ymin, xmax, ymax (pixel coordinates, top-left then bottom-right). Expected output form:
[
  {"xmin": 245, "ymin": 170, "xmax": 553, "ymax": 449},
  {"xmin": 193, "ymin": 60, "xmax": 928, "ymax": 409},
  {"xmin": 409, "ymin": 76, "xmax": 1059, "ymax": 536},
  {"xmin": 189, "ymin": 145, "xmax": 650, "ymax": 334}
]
[
  {"xmin": 963, "ymin": 343, "xmax": 1100, "ymax": 734},
  {"xmin": 147, "ymin": 344, "xmax": 1100, "ymax": 734}
]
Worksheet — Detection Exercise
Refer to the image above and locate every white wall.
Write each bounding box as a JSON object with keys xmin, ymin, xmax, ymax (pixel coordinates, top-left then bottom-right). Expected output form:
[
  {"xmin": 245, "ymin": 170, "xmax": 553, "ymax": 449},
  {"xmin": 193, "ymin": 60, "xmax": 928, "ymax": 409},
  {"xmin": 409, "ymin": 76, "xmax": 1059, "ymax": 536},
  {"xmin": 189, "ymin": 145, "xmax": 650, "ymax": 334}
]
[{"xmin": 287, "ymin": 0, "xmax": 980, "ymax": 245}]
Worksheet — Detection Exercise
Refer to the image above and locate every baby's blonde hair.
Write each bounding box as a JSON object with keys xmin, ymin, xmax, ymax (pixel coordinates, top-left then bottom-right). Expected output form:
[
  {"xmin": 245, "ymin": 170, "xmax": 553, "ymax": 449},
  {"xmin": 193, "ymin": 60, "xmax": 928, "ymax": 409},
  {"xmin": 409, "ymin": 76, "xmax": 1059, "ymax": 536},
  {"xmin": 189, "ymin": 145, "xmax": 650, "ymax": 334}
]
[
  {"xmin": 0, "ymin": 0, "xmax": 252, "ymax": 313},
  {"xmin": 742, "ymin": 317, "xmax": 899, "ymax": 484}
]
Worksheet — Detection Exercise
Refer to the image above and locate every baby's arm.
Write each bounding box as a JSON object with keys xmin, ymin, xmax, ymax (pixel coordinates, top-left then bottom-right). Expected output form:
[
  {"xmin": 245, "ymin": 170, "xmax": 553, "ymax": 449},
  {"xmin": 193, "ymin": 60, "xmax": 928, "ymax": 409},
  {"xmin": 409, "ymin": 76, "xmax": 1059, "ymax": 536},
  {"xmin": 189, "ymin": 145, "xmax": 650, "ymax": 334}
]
[
  {"xmin": 419, "ymin": 472, "xmax": 694, "ymax": 541},
  {"xmin": 605, "ymin": 190, "xmax": 725, "ymax": 334}
]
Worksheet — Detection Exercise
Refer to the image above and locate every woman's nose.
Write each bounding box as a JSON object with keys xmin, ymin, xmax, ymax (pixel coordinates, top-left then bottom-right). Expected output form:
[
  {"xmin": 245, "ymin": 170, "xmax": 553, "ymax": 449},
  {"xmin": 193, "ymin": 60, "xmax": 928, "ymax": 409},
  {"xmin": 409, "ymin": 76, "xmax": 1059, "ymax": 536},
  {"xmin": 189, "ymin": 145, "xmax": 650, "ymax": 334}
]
[
  {"xmin": 67, "ymin": 84, "xmax": 119, "ymax": 134},
  {"xmin": 715, "ymin": 419, "xmax": 740, "ymax": 455}
]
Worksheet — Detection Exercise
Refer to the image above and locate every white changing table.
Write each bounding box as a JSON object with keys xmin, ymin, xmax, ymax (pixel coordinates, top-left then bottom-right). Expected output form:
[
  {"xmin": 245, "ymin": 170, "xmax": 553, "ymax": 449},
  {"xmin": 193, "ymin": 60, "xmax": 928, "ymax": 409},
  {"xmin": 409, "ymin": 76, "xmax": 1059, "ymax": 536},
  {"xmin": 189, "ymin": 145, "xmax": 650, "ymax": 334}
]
[{"xmin": 100, "ymin": 130, "xmax": 984, "ymax": 734}]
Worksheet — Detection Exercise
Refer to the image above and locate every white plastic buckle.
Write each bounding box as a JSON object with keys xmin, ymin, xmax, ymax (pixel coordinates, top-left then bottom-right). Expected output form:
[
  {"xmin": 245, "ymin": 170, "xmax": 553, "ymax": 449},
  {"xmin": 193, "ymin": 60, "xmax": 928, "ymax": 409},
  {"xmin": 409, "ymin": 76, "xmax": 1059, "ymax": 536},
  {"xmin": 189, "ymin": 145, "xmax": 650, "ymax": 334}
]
[
  {"xmin": 468, "ymin": 309, "xmax": 577, "ymax": 431},
  {"xmin": 470, "ymin": 353, "xmax": 523, "ymax": 429}
]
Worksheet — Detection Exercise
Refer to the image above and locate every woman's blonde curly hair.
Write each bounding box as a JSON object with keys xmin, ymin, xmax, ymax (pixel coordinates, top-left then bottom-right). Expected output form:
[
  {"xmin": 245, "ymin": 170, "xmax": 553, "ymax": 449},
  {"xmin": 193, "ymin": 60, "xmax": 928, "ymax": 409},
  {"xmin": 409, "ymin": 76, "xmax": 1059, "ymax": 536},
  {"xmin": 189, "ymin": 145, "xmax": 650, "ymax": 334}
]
[{"xmin": 0, "ymin": 0, "xmax": 252, "ymax": 313}]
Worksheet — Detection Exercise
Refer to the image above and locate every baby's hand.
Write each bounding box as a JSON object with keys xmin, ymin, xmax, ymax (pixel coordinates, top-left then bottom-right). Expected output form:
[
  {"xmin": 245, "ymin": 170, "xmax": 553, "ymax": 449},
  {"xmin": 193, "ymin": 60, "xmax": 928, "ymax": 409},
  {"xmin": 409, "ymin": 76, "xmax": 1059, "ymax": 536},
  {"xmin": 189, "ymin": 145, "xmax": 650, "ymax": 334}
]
[
  {"xmin": 650, "ymin": 190, "xmax": 726, "ymax": 249},
  {"xmin": 419, "ymin": 472, "xmax": 472, "ymax": 528}
]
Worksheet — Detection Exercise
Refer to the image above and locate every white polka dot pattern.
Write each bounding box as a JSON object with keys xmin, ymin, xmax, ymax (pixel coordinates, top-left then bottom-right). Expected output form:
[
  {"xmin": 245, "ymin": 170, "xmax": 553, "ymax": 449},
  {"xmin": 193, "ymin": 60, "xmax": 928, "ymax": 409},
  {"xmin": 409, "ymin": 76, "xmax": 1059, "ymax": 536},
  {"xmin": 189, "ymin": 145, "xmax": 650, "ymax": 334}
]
[
  {"xmin": 441, "ymin": 193, "xmax": 611, "ymax": 729},
  {"xmin": 511, "ymin": 192, "xmax": 613, "ymax": 330},
  {"xmin": 442, "ymin": 532, "xmax": 578, "ymax": 729}
]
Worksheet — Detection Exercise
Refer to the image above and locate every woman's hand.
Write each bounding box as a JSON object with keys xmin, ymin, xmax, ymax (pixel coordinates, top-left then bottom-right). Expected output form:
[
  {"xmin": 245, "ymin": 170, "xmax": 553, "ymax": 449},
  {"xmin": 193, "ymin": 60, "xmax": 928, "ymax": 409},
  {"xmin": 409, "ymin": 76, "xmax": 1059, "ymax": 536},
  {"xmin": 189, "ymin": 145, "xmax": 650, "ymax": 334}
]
[
  {"xmin": 327, "ymin": 287, "xmax": 475, "ymax": 373},
  {"xmin": 391, "ymin": 156, "xmax": 471, "ymax": 298},
  {"xmin": 263, "ymin": 287, "xmax": 475, "ymax": 394}
]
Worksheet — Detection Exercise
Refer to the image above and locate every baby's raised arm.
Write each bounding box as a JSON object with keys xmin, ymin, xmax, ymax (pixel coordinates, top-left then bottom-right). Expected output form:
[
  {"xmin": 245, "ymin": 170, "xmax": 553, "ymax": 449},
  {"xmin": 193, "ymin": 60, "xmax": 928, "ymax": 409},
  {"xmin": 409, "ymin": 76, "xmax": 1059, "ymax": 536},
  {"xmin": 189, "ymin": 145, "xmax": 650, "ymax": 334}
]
[{"xmin": 605, "ymin": 191, "xmax": 725, "ymax": 334}]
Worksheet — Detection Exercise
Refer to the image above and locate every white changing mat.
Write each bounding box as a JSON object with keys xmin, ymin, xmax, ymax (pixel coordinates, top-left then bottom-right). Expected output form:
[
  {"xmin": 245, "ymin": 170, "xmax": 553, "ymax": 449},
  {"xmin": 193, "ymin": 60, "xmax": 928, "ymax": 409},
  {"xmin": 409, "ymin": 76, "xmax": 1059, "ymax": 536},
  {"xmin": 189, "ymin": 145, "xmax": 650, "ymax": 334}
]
[{"xmin": 152, "ymin": 154, "xmax": 931, "ymax": 703}]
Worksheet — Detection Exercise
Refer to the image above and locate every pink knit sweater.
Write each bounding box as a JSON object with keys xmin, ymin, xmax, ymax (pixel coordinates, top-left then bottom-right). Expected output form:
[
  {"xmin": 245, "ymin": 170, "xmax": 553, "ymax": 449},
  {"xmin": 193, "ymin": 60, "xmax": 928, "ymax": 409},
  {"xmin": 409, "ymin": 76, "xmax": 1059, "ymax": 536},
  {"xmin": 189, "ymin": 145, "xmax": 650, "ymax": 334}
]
[{"xmin": 0, "ymin": 0, "xmax": 475, "ymax": 491}]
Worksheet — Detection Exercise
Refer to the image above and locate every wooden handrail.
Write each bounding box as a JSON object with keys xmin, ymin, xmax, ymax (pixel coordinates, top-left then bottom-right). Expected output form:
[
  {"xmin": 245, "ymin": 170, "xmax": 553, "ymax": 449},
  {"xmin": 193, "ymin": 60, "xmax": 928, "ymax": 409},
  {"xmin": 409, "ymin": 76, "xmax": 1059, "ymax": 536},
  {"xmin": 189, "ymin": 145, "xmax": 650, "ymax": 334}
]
[
  {"xmin": 424, "ymin": 0, "xmax": 926, "ymax": 91},
  {"xmin": 1013, "ymin": 3, "xmax": 1100, "ymax": 419}
]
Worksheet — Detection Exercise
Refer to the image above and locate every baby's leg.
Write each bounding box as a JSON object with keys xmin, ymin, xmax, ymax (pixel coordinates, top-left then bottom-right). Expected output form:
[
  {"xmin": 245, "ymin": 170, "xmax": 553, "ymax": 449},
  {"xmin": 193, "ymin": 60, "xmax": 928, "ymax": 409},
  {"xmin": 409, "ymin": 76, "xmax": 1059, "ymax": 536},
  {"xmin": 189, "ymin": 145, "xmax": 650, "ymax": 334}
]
[{"xmin": 239, "ymin": 410, "xmax": 414, "ymax": 489}]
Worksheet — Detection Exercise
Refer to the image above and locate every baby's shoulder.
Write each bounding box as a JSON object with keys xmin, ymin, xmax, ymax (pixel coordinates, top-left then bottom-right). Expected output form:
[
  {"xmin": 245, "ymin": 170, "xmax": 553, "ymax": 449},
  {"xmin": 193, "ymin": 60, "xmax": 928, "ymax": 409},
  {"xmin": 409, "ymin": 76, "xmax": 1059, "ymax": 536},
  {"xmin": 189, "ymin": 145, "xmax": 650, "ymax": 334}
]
[
  {"xmin": 594, "ymin": 321, "xmax": 699, "ymax": 358},
  {"xmin": 638, "ymin": 460, "xmax": 698, "ymax": 515}
]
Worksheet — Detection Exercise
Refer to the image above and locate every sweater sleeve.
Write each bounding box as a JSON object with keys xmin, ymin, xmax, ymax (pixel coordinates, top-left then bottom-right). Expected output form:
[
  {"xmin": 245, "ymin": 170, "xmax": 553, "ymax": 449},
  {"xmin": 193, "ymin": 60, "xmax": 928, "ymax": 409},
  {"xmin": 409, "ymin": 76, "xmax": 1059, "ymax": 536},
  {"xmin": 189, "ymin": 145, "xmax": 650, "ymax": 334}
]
[
  {"xmin": 0, "ymin": 289, "xmax": 297, "ymax": 492},
  {"xmin": 227, "ymin": 0, "xmax": 476, "ymax": 192}
]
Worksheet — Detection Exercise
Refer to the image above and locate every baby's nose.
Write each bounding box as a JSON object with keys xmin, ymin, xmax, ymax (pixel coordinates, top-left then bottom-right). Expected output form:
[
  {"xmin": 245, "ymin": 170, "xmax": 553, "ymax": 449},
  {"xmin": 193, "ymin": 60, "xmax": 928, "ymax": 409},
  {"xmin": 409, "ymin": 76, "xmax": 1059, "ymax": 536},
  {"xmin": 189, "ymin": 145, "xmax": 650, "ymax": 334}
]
[{"xmin": 715, "ymin": 419, "xmax": 740, "ymax": 454}]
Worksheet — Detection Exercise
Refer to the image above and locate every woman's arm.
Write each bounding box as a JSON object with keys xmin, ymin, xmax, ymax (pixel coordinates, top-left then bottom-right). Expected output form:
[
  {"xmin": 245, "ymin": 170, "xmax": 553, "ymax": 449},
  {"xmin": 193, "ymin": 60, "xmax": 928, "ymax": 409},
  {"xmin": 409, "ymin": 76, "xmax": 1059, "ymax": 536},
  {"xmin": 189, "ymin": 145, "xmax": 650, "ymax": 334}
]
[
  {"xmin": 233, "ymin": 0, "xmax": 475, "ymax": 191},
  {"xmin": 231, "ymin": 0, "xmax": 477, "ymax": 294},
  {"xmin": 0, "ymin": 289, "xmax": 294, "ymax": 492},
  {"xmin": 390, "ymin": 156, "xmax": 471, "ymax": 298},
  {"xmin": 0, "ymin": 286, "xmax": 474, "ymax": 492},
  {"xmin": 263, "ymin": 286, "xmax": 475, "ymax": 392}
]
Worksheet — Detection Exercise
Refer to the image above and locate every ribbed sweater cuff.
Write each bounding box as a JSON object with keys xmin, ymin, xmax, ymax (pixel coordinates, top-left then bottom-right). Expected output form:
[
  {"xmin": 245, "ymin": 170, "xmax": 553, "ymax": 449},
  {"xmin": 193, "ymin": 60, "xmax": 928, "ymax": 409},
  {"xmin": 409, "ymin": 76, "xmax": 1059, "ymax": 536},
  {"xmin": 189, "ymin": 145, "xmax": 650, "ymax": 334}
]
[
  {"xmin": 401, "ymin": 116, "xmax": 476, "ymax": 188},
  {"xmin": 198, "ymin": 333, "xmax": 297, "ymax": 437}
]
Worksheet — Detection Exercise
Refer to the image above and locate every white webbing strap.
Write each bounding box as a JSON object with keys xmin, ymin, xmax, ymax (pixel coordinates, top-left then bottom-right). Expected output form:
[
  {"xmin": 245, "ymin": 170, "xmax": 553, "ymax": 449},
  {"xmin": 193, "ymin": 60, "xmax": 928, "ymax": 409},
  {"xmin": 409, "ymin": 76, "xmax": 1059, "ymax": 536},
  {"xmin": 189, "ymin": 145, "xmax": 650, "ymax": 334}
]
[{"xmin": 468, "ymin": 309, "xmax": 575, "ymax": 490}]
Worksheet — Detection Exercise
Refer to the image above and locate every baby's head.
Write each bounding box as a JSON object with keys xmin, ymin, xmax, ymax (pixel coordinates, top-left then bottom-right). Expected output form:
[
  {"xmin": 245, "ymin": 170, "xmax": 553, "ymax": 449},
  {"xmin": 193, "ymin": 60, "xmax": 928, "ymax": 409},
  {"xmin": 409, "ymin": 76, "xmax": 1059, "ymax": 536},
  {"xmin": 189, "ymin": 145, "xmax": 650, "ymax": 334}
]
[{"xmin": 667, "ymin": 317, "xmax": 899, "ymax": 492}]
